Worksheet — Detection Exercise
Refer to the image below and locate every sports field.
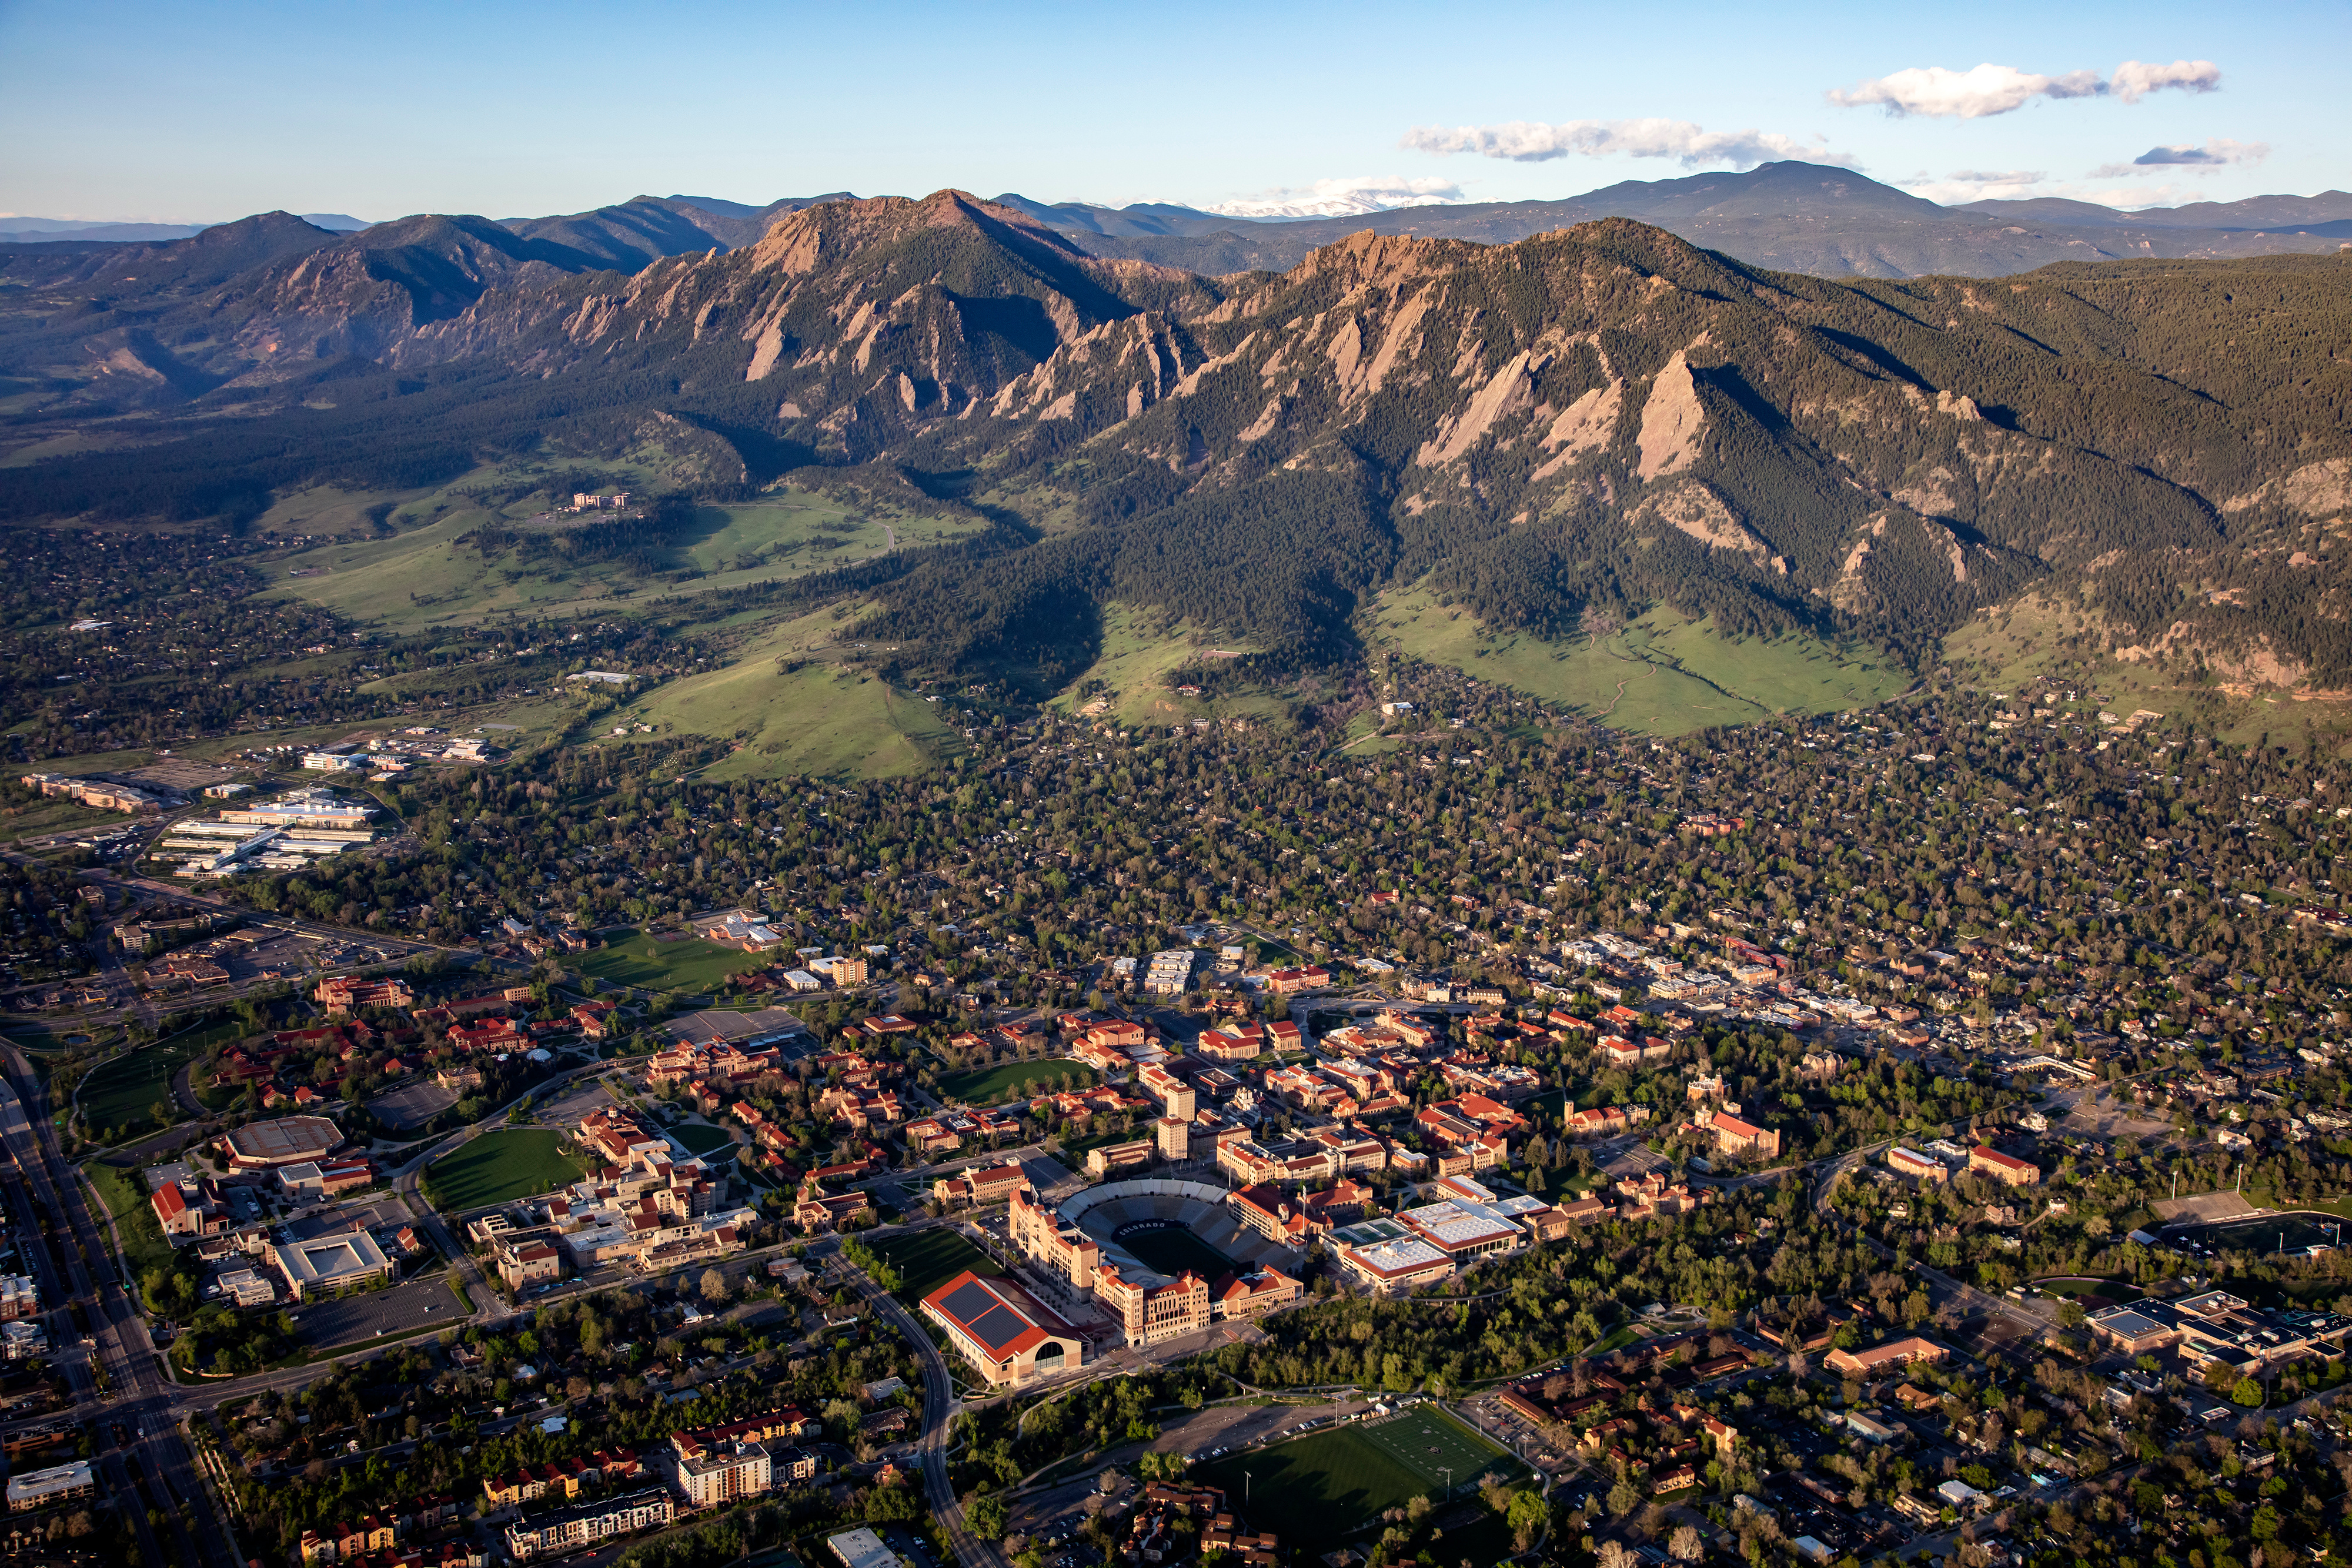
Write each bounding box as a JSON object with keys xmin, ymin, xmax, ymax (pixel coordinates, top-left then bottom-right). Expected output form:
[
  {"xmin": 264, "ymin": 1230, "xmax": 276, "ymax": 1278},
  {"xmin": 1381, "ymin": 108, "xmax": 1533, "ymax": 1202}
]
[
  {"xmin": 937, "ymin": 1058, "xmax": 1093, "ymax": 1104},
  {"xmin": 871, "ymin": 1228, "xmax": 999, "ymax": 1302},
  {"xmin": 79, "ymin": 1025, "xmax": 230, "ymax": 1139},
  {"xmin": 1115, "ymin": 1222, "xmax": 1236, "ymax": 1281},
  {"xmin": 574, "ymin": 931, "xmax": 771, "ymax": 992},
  {"xmin": 422, "ymin": 1129, "xmax": 589, "ymax": 1211},
  {"xmin": 1198, "ymin": 1406, "xmax": 1512, "ymax": 1539}
]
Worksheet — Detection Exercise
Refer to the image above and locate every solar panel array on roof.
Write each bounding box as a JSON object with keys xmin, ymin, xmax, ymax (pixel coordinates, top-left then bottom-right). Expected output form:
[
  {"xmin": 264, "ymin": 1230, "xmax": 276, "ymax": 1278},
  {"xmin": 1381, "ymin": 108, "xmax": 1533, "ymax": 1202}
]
[
  {"xmin": 964, "ymin": 1302, "xmax": 1032, "ymax": 1355},
  {"xmin": 940, "ymin": 1278, "xmax": 999, "ymax": 1326}
]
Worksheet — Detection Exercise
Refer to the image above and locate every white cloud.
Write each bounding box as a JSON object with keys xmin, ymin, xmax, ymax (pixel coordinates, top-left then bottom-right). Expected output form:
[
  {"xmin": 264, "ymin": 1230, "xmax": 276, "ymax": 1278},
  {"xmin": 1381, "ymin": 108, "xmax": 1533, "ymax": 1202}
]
[
  {"xmin": 1198, "ymin": 175, "xmax": 1466, "ymax": 219},
  {"xmin": 1901, "ymin": 170, "xmax": 2052, "ymax": 204},
  {"xmin": 2088, "ymin": 137, "xmax": 2269, "ymax": 176},
  {"xmin": 1398, "ymin": 118, "xmax": 1854, "ymax": 170},
  {"xmin": 1828, "ymin": 59, "xmax": 2221, "ymax": 119},
  {"xmin": 2109, "ymin": 59, "xmax": 2223, "ymax": 103}
]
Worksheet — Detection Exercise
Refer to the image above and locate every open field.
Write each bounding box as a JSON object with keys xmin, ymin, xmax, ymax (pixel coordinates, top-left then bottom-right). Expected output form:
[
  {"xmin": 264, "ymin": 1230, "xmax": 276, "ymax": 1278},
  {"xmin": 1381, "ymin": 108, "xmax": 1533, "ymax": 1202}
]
[
  {"xmin": 2029, "ymin": 1276, "xmax": 2143, "ymax": 1304},
  {"xmin": 1940, "ymin": 590, "xmax": 2352, "ymax": 753},
  {"xmin": 573, "ymin": 930, "xmax": 771, "ymax": 992},
  {"xmin": 1115, "ymin": 1222, "xmax": 1235, "ymax": 1281},
  {"xmin": 936, "ymin": 1059, "xmax": 1093, "ymax": 1104},
  {"xmin": 870, "ymin": 1228, "xmax": 998, "ymax": 1303},
  {"xmin": 1370, "ymin": 587, "xmax": 1908, "ymax": 734},
  {"xmin": 422, "ymin": 1129, "xmax": 588, "ymax": 1211},
  {"xmin": 1197, "ymin": 1406, "xmax": 1512, "ymax": 1539}
]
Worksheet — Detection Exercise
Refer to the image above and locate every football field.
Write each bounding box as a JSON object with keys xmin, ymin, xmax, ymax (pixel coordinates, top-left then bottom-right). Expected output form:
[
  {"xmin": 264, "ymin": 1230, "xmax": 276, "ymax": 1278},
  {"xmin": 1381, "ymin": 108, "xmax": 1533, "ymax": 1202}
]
[{"xmin": 1198, "ymin": 1405, "xmax": 1513, "ymax": 1538}]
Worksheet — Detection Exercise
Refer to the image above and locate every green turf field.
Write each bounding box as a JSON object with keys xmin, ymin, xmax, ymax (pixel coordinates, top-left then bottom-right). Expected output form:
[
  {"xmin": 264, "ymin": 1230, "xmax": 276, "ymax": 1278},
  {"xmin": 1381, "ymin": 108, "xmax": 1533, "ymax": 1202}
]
[
  {"xmin": 936, "ymin": 1058, "xmax": 1094, "ymax": 1104},
  {"xmin": 1198, "ymin": 1406, "xmax": 1513, "ymax": 1539},
  {"xmin": 422, "ymin": 1129, "xmax": 589, "ymax": 1211},
  {"xmin": 1369, "ymin": 585, "xmax": 1906, "ymax": 734},
  {"xmin": 574, "ymin": 931, "xmax": 771, "ymax": 992},
  {"xmin": 870, "ymin": 1228, "xmax": 1000, "ymax": 1302},
  {"xmin": 78, "ymin": 1025, "xmax": 232, "ymax": 1139},
  {"xmin": 1114, "ymin": 1222, "xmax": 1235, "ymax": 1281}
]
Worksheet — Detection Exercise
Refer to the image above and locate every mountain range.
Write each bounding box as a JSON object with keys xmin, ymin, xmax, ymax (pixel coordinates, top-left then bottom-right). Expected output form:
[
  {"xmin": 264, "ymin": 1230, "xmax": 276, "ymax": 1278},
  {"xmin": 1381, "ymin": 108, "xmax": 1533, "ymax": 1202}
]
[{"xmin": 3, "ymin": 180, "xmax": 2347, "ymax": 699}]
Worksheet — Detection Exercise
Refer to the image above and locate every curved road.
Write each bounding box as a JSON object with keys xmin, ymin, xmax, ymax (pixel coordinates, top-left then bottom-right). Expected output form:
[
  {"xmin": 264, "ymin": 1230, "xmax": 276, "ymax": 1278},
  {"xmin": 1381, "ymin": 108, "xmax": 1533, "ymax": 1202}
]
[{"xmin": 840, "ymin": 1253, "xmax": 1008, "ymax": 1568}]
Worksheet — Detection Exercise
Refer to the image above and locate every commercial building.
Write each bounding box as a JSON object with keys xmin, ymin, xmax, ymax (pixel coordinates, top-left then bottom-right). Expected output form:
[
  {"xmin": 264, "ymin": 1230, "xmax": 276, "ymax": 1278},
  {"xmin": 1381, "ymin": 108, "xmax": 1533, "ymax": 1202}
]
[
  {"xmin": 920, "ymin": 1269, "xmax": 1085, "ymax": 1386},
  {"xmin": 268, "ymin": 1229, "xmax": 394, "ymax": 1301},
  {"xmin": 503, "ymin": 1489, "xmax": 674, "ymax": 1561},
  {"xmin": 828, "ymin": 1528, "xmax": 904, "ymax": 1568},
  {"xmin": 5, "ymin": 1460, "xmax": 96, "ymax": 1512}
]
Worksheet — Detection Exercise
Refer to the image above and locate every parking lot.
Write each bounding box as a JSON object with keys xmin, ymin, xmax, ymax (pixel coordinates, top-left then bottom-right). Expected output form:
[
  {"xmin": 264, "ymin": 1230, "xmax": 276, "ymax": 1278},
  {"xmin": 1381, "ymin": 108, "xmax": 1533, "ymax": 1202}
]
[
  {"xmin": 366, "ymin": 1079, "xmax": 460, "ymax": 1130},
  {"xmin": 292, "ymin": 1275, "xmax": 466, "ymax": 1350}
]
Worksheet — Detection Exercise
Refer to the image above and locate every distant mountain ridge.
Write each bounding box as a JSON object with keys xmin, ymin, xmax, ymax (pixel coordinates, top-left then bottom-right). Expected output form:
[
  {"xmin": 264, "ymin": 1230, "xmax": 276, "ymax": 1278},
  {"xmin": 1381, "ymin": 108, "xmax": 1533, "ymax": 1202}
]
[{"xmin": 3, "ymin": 188, "xmax": 2348, "ymax": 699}]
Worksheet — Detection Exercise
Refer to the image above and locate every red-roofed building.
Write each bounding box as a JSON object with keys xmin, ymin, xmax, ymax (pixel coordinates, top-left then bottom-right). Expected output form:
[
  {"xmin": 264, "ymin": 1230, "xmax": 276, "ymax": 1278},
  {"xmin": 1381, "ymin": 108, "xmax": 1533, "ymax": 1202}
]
[{"xmin": 920, "ymin": 1270, "xmax": 1085, "ymax": 1386}]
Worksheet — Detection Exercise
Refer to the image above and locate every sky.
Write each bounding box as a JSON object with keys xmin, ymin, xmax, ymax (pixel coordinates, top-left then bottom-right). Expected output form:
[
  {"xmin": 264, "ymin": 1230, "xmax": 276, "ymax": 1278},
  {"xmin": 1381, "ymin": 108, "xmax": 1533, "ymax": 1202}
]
[{"xmin": 3, "ymin": 0, "xmax": 2344, "ymax": 223}]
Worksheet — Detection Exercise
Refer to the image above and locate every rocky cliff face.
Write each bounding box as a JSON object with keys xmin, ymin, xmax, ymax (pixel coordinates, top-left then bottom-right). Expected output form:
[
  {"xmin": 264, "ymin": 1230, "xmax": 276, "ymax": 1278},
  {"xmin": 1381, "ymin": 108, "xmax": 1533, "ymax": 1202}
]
[{"xmin": 6, "ymin": 189, "xmax": 2350, "ymax": 683}]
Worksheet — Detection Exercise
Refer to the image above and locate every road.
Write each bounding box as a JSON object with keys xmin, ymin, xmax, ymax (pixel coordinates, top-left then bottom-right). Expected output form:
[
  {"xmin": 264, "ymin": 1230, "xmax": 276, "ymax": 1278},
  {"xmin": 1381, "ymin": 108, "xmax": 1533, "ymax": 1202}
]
[
  {"xmin": 0, "ymin": 1046, "xmax": 238, "ymax": 1568},
  {"xmin": 836, "ymin": 1247, "xmax": 1008, "ymax": 1568}
]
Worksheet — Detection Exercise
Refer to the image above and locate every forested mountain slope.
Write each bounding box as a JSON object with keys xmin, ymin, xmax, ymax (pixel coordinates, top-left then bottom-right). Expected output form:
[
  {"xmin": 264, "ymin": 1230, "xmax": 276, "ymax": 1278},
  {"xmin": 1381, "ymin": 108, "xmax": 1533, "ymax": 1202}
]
[{"xmin": 4, "ymin": 191, "xmax": 2349, "ymax": 693}]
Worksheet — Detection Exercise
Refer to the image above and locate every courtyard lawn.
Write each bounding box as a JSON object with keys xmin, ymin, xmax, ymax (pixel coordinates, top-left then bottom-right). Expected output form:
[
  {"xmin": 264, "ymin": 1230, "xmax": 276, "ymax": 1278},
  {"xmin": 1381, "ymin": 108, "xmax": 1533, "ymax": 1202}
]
[
  {"xmin": 422, "ymin": 1129, "xmax": 589, "ymax": 1211},
  {"xmin": 671, "ymin": 1122, "xmax": 738, "ymax": 1165},
  {"xmin": 936, "ymin": 1058, "xmax": 1094, "ymax": 1104},
  {"xmin": 870, "ymin": 1228, "xmax": 999, "ymax": 1303},
  {"xmin": 1197, "ymin": 1406, "xmax": 1514, "ymax": 1540},
  {"xmin": 574, "ymin": 930, "xmax": 771, "ymax": 992}
]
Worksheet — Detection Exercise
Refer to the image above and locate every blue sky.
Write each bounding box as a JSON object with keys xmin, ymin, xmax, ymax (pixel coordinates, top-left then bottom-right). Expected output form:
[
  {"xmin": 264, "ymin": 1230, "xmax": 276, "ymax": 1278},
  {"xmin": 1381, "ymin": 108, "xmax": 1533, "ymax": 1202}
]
[{"xmin": 4, "ymin": 0, "xmax": 2342, "ymax": 222}]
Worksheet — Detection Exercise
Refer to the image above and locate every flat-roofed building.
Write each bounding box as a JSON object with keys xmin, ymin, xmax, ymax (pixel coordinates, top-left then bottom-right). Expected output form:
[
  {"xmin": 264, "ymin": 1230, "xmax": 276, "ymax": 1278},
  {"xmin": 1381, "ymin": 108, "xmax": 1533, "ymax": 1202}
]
[
  {"xmin": 5, "ymin": 1460, "xmax": 95, "ymax": 1512},
  {"xmin": 828, "ymin": 1527, "xmax": 904, "ymax": 1568},
  {"xmin": 269, "ymin": 1228, "xmax": 393, "ymax": 1301},
  {"xmin": 1334, "ymin": 1228, "xmax": 1453, "ymax": 1295},
  {"xmin": 1396, "ymin": 1196, "xmax": 1524, "ymax": 1261},
  {"xmin": 674, "ymin": 1438, "xmax": 771, "ymax": 1507},
  {"xmin": 503, "ymin": 1488, "xmax": 673, "ymax": 1561},
  {"xmin": 920, "ymin": 1269, "xmax": 1085, "ymax": 1386},
  {"xmin": 2087, "ymin": 1302, "xmax": 2181, "ymax": 1356}
]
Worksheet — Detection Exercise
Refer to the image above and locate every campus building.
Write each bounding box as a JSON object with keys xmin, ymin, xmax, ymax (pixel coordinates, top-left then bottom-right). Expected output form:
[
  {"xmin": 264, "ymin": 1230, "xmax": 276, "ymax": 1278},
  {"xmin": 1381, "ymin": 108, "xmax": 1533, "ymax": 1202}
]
[
  {"xmin": 225, "ymin": 1115, "xmax": 345, "ymax": 1171},
  {"xmin": 919, "ymin": 1269, "xmax": 1086, "ymax": 1386}
]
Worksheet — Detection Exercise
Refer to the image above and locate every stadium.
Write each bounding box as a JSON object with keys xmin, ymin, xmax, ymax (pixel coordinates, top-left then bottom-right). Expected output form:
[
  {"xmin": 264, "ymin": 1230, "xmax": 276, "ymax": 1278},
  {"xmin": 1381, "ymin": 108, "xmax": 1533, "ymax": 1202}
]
[
  {"xmin": 1060, "ymin": 1177, "xmax": 1296, "ymax": 1281},
  {"xmin": 1011, "ymin": 1177, "xmax": 1307, "ymax": 1348}
]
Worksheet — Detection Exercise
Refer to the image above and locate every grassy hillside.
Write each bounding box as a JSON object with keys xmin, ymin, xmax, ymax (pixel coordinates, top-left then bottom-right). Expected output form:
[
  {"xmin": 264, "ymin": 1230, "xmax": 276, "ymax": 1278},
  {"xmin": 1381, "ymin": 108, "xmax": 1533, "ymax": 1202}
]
[
  {"xmin": 1048, "ymin": 603, "xmax": 1272, "ymax": 727},
  {"xmin": 590, "ymin": 610, "xmax": 963, "ymax": 780},
  {"xmin": 262, "ymin": 476, "xmax": 972, "ymax": 630},
  {"xmin": 1370, "ymin": 584, "xmax": 1907, "ymax": 734}
]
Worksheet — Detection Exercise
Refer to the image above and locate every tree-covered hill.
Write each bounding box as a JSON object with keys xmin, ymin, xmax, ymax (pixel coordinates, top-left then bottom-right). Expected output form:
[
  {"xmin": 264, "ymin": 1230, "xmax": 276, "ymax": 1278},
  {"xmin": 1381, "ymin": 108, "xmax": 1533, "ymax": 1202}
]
[{"xmin": 4, "ymin": 192, "xmax": 2348, "ymax": 691}]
